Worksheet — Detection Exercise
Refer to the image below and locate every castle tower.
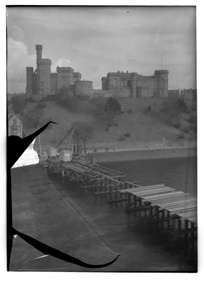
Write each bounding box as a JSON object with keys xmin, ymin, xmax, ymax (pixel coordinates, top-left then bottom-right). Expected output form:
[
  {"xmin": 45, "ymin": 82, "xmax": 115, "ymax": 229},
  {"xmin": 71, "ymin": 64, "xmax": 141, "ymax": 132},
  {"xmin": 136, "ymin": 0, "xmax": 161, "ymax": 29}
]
[
  {"xmin": 102, "ymin": 77, "xmax": 108, "ymax": 90},
  {"xmin": 36, "ymin": 44, "xmax": 42, "ymax": 63},
  {"xmin": 26, "ymin": 67, "xmax": 34, "ymax": 98},
  {"xmin": 154, "ymin": 70, "xmax": 169, "ymax": 98},
  {"xmin": 36, "ymin": 45, "xmax": 51, "ymax": 96},
  {"xmin": 75, "ymin": 81, "xmax": 93, "ymax": 97},
  {"xmin": 57, "ymin": 67, "xmax": 74, "ymax": 90}
]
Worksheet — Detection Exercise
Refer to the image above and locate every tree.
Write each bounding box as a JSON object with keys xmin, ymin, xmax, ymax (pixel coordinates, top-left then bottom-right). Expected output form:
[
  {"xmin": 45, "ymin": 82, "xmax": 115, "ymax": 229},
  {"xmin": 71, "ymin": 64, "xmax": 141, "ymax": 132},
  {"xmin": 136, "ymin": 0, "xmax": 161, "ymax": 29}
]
[
  {"xmin": 24, "ymin": 106, "xmax": 46, "ymax": 128},
  {"xmin": 56, "ymin": 86, "xmax": 73, "ymax": 101},
  {"xmin": 36, "ymin": 102, "xmax": 47, "ymax": 109},
  {"xmin": 11, "ymin": 96, "xmax": 27, "ymax": 115},
  {"xmin": 90, "ymin": 96, "xmax": 106, "ymax": 107},
  {"xmin": 56, "ymin": 86, "xmax": 78, "ymax": 112},
  {"xmin": 104, "ymin": 97, "xmax": 123, "ymax": 115},
  {"xmin": 178, "ymin": 98, "xmax": 187, "ymax": 112},
  {"xmin": 103, "ymin": 97, "xmax": 123, "ymax": 131},
  {"xmin": 91, "ymin": 97, "xmax": 123, "ymax": 131},
  {"xmin": 73, "ymin": 122, "xmax": 94, "ymax": 153},
  {"xmin": 159, "ymin": 98, "xmax": 187, "ymax": 127}
]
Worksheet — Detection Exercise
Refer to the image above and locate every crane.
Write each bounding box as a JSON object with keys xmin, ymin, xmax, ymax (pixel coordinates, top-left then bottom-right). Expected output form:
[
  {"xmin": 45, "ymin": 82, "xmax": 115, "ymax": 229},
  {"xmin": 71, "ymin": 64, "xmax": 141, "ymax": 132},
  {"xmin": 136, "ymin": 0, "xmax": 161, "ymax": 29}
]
[{"xmin": 56, "ymin": 126, "xmax": 75, "ymax": 150}]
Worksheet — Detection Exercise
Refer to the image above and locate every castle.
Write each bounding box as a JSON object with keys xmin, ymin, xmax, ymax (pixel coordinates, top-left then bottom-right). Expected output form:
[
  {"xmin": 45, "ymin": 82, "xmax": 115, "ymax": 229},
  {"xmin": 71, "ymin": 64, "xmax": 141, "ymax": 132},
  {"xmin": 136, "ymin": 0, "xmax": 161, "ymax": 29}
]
[
  {"xmin": 26, "ymin": 45, "xmax": 93, "ymax": 98},
  {"xmin": 26, "ymin": 45, "xmax": 169, "ymax": 99},
  {"xmin": 102, "ymin": 70, "xmax": 169, "ymax": 98}
]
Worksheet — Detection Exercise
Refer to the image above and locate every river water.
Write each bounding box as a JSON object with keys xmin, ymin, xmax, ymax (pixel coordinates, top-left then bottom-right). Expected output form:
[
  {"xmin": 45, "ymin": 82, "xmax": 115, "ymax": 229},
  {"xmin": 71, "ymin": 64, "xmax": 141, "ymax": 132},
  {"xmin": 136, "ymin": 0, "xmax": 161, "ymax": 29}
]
[
  {"xmin": 101, "ymin": 157, "xmax": 197, "ymax": 196},
  {"xmin": 48, "ymin": 156, "xmax": 197, "ymax": 272}
]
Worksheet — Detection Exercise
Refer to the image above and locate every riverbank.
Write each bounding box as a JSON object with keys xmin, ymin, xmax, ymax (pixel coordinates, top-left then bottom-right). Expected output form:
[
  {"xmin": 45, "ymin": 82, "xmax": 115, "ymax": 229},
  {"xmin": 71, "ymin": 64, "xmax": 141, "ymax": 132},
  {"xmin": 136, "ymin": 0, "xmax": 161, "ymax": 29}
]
[{"xmin": 90, "ymin": 147, "xmax": 197, "ymax": 163}]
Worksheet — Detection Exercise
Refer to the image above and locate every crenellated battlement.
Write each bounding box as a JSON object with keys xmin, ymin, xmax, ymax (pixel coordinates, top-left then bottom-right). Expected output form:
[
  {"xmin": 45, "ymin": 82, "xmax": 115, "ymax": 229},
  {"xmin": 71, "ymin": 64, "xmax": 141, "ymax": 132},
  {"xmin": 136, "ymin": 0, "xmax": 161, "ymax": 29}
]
[
  {"xmin": 57, "ymin": 67, "xmax": 74, "ymax": 73},
  {"xmin": 154, "ymin": 69, "xmax": 169, "ymax": 75}
]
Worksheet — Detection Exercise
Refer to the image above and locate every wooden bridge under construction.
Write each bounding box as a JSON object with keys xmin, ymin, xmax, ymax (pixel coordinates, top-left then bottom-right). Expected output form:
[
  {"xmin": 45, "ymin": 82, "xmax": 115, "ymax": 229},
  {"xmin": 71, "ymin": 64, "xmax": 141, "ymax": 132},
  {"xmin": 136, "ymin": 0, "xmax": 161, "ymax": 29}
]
[{"xmin": 45, "ymin": 157, "xmax": 197, "ymax": 243}]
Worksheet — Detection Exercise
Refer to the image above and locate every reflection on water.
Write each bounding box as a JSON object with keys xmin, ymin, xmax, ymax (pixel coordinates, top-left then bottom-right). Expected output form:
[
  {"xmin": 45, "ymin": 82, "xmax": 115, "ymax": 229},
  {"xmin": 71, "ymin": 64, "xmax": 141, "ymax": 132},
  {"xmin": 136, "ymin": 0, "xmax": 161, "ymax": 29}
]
[{"xmin": 49, "ymin": 156, "xmax": 197, "ymax": 272}]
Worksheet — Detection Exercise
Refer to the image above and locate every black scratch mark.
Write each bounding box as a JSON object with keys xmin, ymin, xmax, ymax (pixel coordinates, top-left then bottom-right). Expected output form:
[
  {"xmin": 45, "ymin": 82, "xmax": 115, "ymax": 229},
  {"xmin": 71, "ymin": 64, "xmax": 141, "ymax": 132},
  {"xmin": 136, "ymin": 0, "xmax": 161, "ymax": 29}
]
[{"xmin": 12, "ymin": 227, "xmax": 120, "ymax": 269}]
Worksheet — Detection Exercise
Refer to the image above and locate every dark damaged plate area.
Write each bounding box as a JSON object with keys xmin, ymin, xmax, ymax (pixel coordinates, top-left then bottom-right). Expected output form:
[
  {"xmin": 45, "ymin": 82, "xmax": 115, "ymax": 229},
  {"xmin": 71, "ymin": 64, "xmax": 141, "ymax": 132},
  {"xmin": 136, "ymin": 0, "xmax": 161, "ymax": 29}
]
[
  {"xmin": 10, "ymin": 163, "xmax": 197, "ymax": 272},
  {"xmin": 10, "ymin": 164, "xmax": 117, "ymax": 271}
]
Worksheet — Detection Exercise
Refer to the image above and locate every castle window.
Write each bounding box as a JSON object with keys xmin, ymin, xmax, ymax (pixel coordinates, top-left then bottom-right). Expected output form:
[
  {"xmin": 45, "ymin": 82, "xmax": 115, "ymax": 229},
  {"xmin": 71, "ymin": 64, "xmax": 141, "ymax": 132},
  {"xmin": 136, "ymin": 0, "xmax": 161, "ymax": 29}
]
[{"xmin": 123, "ymin": 80, "xmax": 127, "ymax": 87}]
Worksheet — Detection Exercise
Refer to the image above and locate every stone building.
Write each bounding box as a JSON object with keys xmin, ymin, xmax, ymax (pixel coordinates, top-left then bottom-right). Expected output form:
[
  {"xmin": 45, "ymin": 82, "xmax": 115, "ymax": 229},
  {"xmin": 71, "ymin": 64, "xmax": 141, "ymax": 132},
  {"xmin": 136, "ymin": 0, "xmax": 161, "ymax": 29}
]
[
  {"xmin": 8, "ymin": 113, "xmax": 23, "ymax": 137},
  {"xmin": 168, "ymin": 89, "xmax": 180, "ymax": 99},
  {"xmin": 101, "ymin": 70, "xmax": 169, "ymax": 98},
  {"xmin": 26, "ymin": 44, "xmax": 169, "ymax": 99},
  {"xmin": 180, "ymin": 89, "xmax": 197, "ymax": 100},
  {"xmin": 168, "ymin": 89, "xmax": 197, "ymax": 100},
  {"xmin": 26, "ymin": 45, "xmax": 93, "ymax": 98}
]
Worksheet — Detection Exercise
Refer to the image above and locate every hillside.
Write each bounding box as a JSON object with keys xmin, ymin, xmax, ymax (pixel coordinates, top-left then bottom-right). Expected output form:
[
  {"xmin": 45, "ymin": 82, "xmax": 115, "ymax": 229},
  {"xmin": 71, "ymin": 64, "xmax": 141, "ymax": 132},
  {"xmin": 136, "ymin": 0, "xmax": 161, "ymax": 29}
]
[{"xmin": 20, "ymin": 97, "xmax": 196, "ymax": 151}]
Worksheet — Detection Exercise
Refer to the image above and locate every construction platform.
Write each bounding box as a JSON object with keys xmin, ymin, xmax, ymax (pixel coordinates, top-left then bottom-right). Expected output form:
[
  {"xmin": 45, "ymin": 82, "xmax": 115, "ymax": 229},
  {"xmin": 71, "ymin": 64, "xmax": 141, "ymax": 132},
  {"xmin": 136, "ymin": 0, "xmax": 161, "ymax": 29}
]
[
  {"xmin": 120, "ymin": 184, "xmax": 197, "ymax": 241},
  {"xmin": 45, "ymin": 158, "xmax": 197, "ymax": 243}
]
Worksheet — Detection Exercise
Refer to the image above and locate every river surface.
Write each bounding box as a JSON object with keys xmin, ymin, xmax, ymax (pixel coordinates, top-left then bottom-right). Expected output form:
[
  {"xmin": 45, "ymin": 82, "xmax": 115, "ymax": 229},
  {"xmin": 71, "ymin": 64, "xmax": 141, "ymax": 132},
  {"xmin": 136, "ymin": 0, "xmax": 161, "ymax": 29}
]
[
  {"xmin": 48, "ymin": 156, "xmax": 197, "ymax": 272},
  {"xmin": 101, "ymin": 157, "xmax": 197, "ymax": 196}
]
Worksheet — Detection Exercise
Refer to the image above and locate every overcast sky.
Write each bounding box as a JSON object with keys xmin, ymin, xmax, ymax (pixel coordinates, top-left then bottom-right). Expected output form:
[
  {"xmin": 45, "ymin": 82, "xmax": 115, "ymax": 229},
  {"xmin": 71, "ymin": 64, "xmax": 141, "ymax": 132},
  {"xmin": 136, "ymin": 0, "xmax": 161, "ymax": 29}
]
[{"xmin": 6, "ymin": 6, "xmax": 196, "ymax": 93}]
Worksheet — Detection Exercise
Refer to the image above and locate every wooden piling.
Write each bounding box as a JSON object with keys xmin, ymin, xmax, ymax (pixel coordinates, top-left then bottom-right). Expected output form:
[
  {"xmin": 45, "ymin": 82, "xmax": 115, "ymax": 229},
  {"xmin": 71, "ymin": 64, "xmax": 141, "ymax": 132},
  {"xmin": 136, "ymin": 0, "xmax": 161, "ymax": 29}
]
[
  {"xmin": 177, "ymin": 219, "xmax": 182, "ymax": 238},
  {"xmin": 184, "ymin": 220, "xmax": 189, "ymax": 240},
  {"xmin": 46, "ymin": 158, "xmax": 197, "ymax": 245}
]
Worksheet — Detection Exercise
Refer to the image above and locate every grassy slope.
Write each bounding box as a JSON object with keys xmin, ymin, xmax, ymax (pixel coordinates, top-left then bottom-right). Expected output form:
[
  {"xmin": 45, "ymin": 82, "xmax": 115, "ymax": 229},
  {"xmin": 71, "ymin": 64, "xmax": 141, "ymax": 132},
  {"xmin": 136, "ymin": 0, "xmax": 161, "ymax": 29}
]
[{"xmin": 23, "ymin": 98, "xmax": 194, "ymax": 150}]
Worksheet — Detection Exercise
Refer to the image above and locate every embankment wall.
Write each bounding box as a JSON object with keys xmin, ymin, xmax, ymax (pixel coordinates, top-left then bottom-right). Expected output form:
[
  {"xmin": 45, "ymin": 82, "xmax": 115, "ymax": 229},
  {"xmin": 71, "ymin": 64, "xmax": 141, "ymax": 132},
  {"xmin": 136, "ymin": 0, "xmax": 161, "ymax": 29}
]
[{"xmin": 90, "ymin": 147, "xmax": 197, "ymax": 163}]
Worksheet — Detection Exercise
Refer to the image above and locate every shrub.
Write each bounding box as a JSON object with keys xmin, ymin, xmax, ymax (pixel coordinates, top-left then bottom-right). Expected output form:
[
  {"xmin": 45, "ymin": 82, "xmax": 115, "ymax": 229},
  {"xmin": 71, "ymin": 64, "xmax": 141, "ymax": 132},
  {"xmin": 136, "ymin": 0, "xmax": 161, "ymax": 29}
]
[
  {"xmin": 143, "ymin": 105, "xmax": 152, "ymax": 115},
  {"xmin": 45, "ymin": 94, "xmax": 55, "ymax": 101},
  {"xmin": 124, "ymin": 132, "xmax": 131, "ymax": 137},
  {"xmin": 11, "ymin": 96, "xmax": 27, "ymax": 114},
  {"xmin": 178, "ymin": 98, "xmax": 187, "ymax": 112},
  {"xmin": 177, "ymin": 132, "xmax": 185, "ymax": 140},
  {"xmin": 36, "ymin": 102, "xmax": 47, "ymax": 109},
  {"xmin": 181, "ymin": 125, "xmax": 191, "ymax": 134},
  {"xmin": 112, "ymin": 121, "xmax": 118, "ymax": 127},
  {"xmin": 170, "ymin": 117, "xmax": 181, "ymax": 129},
  {"xmin": 187, "ymin": 114, "xmax": 197, "ymax": 126},
  {"xmin": 159, "ymin": 98, "xmax": 186, "ymax": 127},
  {"xmin": 77, "ymin": 94, "xmax": 90, "ymax": 101},
  {"xmin": 118, "ymin": 135, "xmax": 125, "ymax": 141},
  {"xmin": 57, "ymin": 97, "xmax": 79, "ymax": 112},
  {"xmin": 55, "ymin": 86, "xmax": 79, "ymax": 112},
  {"xmin": 126, "ymin": 108, "xmax": 132, "ymax": 114},
  {"xmin": 89, "ymin": 96, "xmax": 106, "ymax": 107}
]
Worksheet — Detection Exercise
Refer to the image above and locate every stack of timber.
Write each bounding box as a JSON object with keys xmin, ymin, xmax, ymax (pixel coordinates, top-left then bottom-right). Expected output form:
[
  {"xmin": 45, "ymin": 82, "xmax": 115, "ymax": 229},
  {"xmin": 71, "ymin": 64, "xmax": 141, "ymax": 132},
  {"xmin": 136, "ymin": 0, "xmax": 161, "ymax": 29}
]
[{"xmin": 120, "ymin": 184, "xmax": 197, "ymax": 241}]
